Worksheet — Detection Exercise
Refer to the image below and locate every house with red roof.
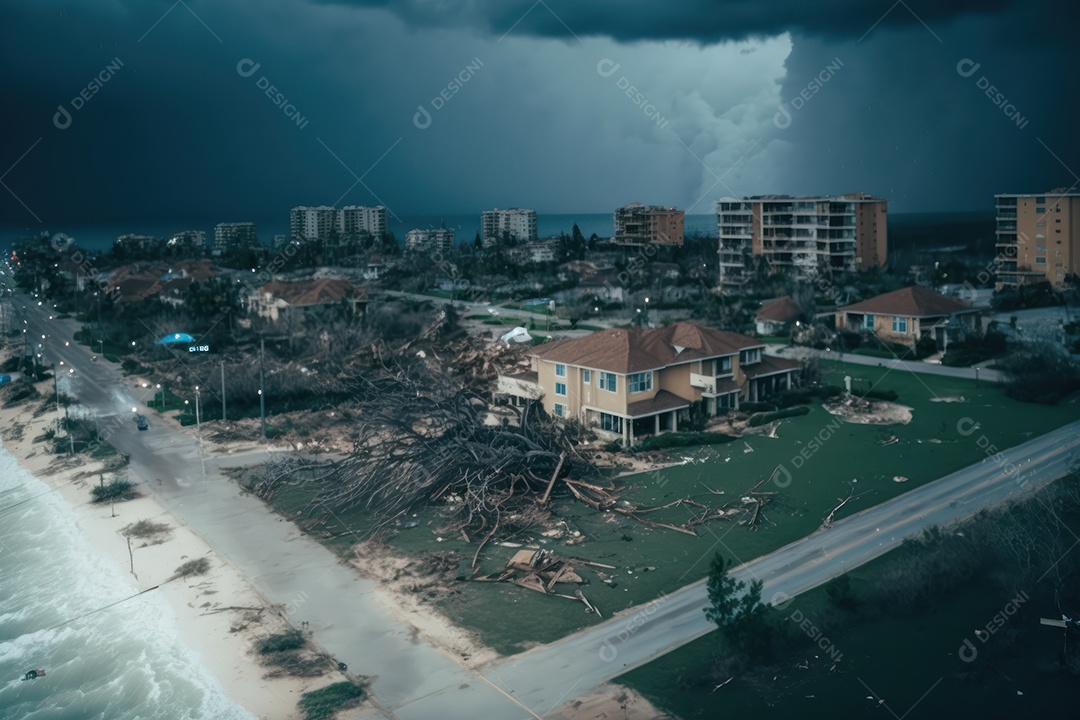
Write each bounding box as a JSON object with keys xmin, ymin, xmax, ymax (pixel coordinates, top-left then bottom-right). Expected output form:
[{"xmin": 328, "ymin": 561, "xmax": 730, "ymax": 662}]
[
  {"xmin": 835, "ymin": 286, "xmax": 979, "ymax": 349},
  {"xmin": 248, "ymin": 278, "xmax": 367, "ymax": 322},
  {"xmin": 755, "ymin": 296, "xmax": 803, "ymax": 336},
  {"xmin": 497, "ymin": 322, "xmax": 799, "ymax": 446}
]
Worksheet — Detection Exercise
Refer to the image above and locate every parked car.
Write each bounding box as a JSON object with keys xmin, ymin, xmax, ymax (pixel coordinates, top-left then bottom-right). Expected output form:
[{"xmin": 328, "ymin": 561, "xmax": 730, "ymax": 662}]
[{"xmin": 135, "ymin": 414, "xmax": 149, "ymax": 431}]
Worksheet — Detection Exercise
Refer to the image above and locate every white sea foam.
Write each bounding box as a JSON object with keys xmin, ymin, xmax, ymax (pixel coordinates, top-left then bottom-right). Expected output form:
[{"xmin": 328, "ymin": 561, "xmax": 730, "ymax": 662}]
[{"xmin": 0, "ymin": 449, "xmax": 254, "ymax": 720}]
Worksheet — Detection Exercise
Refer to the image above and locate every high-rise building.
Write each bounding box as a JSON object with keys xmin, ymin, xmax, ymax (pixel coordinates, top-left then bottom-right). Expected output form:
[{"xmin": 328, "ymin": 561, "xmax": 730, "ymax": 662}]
[
  {"xmin": 717, "ymin": 193, "xmax": 887, "ymax": 286},
  {"xmin": 613, "ymin": 204, "xmax": 684, "ymax": 246},
  {"xmin": 404, "ymin": 226, "xmax": 454, "ymax": 254},
  {"xmin": 339, "ymin": 205, "xmax": 387, "ymax": 239},
  {"xmin": 481, "ymin": 208, "xmax": 538, "ymax": 247},
  {"xmin": 213, "ymin": 222, "xmax": 258, "ymax": 255},
  {"xmin": 289, "ymin": 206, "xmax": 337, "ymax": 241},
  {"xmin": 994, "ymin": 189, "xmax": 1080, "ymax": 287}
]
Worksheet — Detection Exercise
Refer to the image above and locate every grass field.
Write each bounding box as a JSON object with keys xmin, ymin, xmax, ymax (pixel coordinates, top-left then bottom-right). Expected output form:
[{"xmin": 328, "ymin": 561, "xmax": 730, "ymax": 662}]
[{"xmin": 250, "ymin": 360, "xmax": 1080, "ymax": 654}]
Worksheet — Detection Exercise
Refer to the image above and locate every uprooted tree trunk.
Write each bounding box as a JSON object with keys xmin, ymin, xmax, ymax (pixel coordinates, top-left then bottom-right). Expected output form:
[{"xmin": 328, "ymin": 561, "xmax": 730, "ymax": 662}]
[{"xmin": 251, "ymin": 379, "xmax": 597, "ymax": 543}]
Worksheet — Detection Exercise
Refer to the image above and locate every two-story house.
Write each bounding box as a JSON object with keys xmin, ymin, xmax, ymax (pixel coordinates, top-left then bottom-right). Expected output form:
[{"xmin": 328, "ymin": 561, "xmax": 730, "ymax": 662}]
[
  {"xmin": 497, "ymin": 322, "xmax": 799, "ymax": 446},
  {"xmin": 835, "ymin": 286, "xmax": 978, "ymax": 350}
]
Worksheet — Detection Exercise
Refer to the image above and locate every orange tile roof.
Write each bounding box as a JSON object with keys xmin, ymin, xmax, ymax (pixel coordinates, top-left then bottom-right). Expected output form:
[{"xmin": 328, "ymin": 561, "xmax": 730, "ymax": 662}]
[
  {"xmin": 258, "ymin": 279, "xmax": 364, "ymax": 306},
  {"xmin": 839, "ymin": 286, "xmax": 971, "ymax": 318},
  {"xmin": 532, "ymin": 322, "xmax": 762, "ymax": 374},
  {"xmin": 626, "ymin": 389, "xmax": 690, "ymax": 418},
  {"xmin": 756, "ymin": 296, "xmax": 802, "ymax": 324}
]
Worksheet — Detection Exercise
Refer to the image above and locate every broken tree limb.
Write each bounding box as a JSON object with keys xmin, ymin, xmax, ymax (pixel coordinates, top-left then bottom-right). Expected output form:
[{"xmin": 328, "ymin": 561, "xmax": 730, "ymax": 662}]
[
  {"xmin": 539, "ymin": 452, "xmax": 566, "ymax": 506},
  {"xmin": 821, "ymin": 491, "xmax": 853, "ymax": 530},
  {"xmin": 612, "ymin": 508, "xmax": 699, "ymax": 536}
]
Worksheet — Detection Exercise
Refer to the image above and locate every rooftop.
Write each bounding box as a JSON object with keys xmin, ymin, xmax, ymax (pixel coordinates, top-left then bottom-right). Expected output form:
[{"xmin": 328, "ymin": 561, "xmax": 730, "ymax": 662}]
[
  {"xmin": 257, "ymin": 278, "xmax": 365, "ymax": 306},
  {"xmin": 839, "ymin": 286, "xmax": 972, "ymax": 318},
  {"xmin": 532, "ymin": 322, "xmax": 762, "ymax": 374}
]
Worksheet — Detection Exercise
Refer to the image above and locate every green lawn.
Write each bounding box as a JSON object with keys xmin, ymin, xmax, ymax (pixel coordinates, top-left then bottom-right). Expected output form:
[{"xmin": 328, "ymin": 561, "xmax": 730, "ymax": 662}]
[{"xmin": 248, "ymin": 360, "xmax": 1080, "ymax": 654}]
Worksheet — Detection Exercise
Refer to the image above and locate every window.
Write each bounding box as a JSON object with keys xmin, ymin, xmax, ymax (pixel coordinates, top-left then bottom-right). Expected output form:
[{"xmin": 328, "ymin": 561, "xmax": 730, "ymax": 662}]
[
  {"xmin": 863, "ymin": 314, "xmax": 874, "ymax": 330},
  {"xmin": 715, "ymin": 357, "xmax": 732, "ymax": 375},
  {"xmin": 1036, "ymin": 207, "xmax": 1046, "ymax": 214},
  {"xmin": 599, "ymin": 412, "xmax": 622, "ymax": 433},
  {"xmin": 739, "ymin": 348, "xmax": 761, "ymax": 365},
  {"xmin": 583, "ymin": 370, "xmax": 591, "ymax": 384},
  {"xmin": 555, "ymin": 382, "xmax": 567, "ymax": 396},
  {"xmin": 599, "ymin": 372, "xmax": 617, "ymax": 392},
  {"xmin": 1035, "ymin": 257, "xmax": 1046, "ymax": 264},
  {"xmin": 892, "ymin": 317, "xmax": 907, "ymax": 333},
  {"xmin": 627, "ymin": 371, "xmax": 653, "ymax": 393},
  {"xmin": 555, "ymin": 364, "xmax": 566, "ymax": 377},
  {"xmin": 553, "ymin": 403, "xmax": 565, "ymax": 417},
  {"xmin": 1036, "ymin": 197, "xmax": 1045, "ymax": 204}
]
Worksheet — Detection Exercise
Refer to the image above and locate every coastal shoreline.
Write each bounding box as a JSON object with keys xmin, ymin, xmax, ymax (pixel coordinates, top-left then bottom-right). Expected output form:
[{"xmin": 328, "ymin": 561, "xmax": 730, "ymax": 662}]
[{"xmin": 0, "ymin": 390, "xmax": 331, "ymax": 720}]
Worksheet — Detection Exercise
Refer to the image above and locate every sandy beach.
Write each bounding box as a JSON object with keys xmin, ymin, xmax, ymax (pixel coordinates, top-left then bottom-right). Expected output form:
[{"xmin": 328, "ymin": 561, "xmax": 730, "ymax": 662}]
[{"xmin": 0, "ymin": 384, "xmax": 338, "ymax": 720}]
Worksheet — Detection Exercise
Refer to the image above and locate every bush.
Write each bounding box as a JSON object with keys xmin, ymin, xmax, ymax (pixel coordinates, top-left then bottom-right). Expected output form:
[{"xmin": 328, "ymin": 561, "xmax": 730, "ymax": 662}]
[
  {"xmin": 861, "ymin": 388, "xmax": 899, "ymax": 402},
  {"xmin": 173, "ymin": 557, "xmax": 211, "ymax": 579},
  {"xmin": 122, "ymin": 519, "xmax": 170, "ymax": 539},
  {"xmin": 257, "ymin": 630, "xmax": 306, "ymax": 655},
  {"xmin": 775, "ymin": 385, "xmax": 843, "ymax": 407},
  {"xmin": 91, "ymin": 479, "xmax": 139, "ymax": 503},
  {"xmin": 739, "ymin": 401, "xmax": 777, "ymax": 414},
  {"xmin": 747, "ymin": 405, "xmax": 811, "ymax": 427},
  {"xmin": 632, "ymin": 431, "xmax": 738, "ymax": 452},
  {"xmin": 298, "ymin": 682, "xmax": 365, "ymax": 720},
  {"xmin": 120, "ymin": 358, "xmax": 142, "ymax": 374}
]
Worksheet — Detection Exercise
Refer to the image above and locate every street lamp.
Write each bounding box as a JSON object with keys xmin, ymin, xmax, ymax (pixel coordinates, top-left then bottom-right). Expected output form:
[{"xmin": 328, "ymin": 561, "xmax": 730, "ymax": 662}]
[{"xmin": 156, "ymin": 383, "xmax": 162, "ymax": 412}]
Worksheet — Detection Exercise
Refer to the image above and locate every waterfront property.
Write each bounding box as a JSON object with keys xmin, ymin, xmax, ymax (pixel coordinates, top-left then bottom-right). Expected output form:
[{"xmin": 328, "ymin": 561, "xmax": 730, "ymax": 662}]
[
  {"xmin": 496, "ymin": 322, "xmax": 799, "ymax": 445},
  {"xmin": 717, "ymin": 192, "xmax": 887, "ymax": 286},
  {"xmin": 613, "ymin": 203, "xmax": 685, "ymax": 246},
  {"xmin": 835, "ymin": 285, "xmax": 978, "ymax": 350},
  {"xmin": 994, "ymin": 188, "xmax": 1080, "ymax": 287}
]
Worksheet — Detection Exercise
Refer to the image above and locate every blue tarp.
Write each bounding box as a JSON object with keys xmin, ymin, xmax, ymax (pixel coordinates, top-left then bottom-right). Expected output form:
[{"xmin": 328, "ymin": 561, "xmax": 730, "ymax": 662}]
[{"xmin": 156, "ymin": 333, "xmax": 195, "ymax": 345}]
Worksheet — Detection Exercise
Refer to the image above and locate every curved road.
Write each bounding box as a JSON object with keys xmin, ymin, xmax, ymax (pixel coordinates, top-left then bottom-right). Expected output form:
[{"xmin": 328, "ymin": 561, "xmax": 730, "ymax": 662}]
[{"xmin": 10, "ymin": 288, "xmax": 1079, "ymax": 719}]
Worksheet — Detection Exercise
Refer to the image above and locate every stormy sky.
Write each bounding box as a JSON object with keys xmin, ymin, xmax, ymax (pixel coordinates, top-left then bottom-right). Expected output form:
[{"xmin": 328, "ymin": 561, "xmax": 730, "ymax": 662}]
[{"xmin": 0, "ymin": 0, "xmax": 1076, "ymax": 229}]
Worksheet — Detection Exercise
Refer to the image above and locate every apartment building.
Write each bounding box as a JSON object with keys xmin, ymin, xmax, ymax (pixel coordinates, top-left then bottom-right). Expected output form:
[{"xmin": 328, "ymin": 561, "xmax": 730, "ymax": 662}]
[
  {"xmin": 994, "ymin": 188, "xmax": 1080, "ymax": 287},
  {"xmin": 213, "ymin": 222, "xmax": 258, "ymax": 255},
  {"xmin": 404, "ymin": 226, "xmax": 455, "ymax": 254},
  {"xmin": 290, "ymin": 205, "xmax": 387, "ymax": 241},
  {"xmin": 496, "ymin": 322, "xmax": 798, "ymax": 446},
  {"xmin": 717, "ymin": 193, "xmax": 887, "ymax": 286},
  {"xmin": 290, "ymin": 206, "xmax": 337, "ymax": 241},
  {"xmin": 613, "ymin": 203, "xmax": 685, "ymax": 246},
  {"xmin": 481, "ymin": 208, "xmax": 538, "ymax": 247},
  {"xmin": 339, "ymin": 205, "xmax": 387, "ymax": 238}
]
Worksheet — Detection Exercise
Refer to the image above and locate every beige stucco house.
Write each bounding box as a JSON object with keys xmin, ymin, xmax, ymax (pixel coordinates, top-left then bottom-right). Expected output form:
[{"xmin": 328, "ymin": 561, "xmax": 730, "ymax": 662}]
[
  {"xmin": 835, "ymin": 286, "xmax": 978, "ymax": 350},
  {"xmin": 497, "ymin": 322, "xmax": 799, "ymax": 446}
]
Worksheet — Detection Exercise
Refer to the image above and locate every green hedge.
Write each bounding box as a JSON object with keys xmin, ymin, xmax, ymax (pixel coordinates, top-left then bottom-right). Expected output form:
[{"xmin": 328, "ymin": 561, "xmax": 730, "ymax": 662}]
[
  {"xmin": 632, "ymin": 431, "xmax": 738, "ymax": 452},
  {"xmin": 747, "ymin": 405, "xmax": 811, "ymax": 427},
  {"xmin": 739, "ymin": 401, "xmax": 777, "ymax": 413},
  {"xmin": 861, "ymin": 388, "xmax": 899, "ymax": 402},
  {"xmin": 775, "ymin": 385, "xmax": 843, "ymax": 408}
]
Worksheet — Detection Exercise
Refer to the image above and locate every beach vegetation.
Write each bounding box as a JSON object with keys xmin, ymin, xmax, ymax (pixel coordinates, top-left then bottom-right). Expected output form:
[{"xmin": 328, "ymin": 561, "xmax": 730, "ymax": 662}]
[
  {"xmin": 298, "ymin": 681, "xmax": 365, "ymax": 720},
  {"xmin": 90, "ymin": 479, "xmax": 139, "ymax": 503}
]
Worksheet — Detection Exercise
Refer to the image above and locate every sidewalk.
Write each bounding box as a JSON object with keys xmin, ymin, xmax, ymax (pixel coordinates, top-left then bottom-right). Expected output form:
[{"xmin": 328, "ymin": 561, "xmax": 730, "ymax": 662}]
[{"xmin": 764, "ymin": 344, "xmax": 1007, "ymax": 383}]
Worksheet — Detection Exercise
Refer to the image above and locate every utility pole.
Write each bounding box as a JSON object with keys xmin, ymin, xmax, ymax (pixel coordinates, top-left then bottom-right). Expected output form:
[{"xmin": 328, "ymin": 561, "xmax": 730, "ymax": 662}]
[
  {"xmin": 259, "ymin": 337, "xmax": 266, "ymax": 441},
  {"xmin": 220, "ymin": 359, "xmax": 226, "ymax": 421}
]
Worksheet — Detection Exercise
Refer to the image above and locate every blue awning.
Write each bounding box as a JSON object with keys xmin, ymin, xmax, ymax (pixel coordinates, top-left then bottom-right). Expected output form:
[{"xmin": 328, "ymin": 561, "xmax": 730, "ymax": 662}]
[{"xmin": 156, "ymin": 332, "xmax": 195, "ymax": 345}]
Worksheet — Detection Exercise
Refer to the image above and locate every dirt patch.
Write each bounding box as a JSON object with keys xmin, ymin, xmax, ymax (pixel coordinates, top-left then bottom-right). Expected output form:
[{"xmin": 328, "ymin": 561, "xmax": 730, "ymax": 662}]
[
  {"xmin": 822, "ymin": 394, "xmax": 913, "ymax": 425},
  {"xmin": 348, "ymin": 540, "xmax": 498, "ymax": 667}
]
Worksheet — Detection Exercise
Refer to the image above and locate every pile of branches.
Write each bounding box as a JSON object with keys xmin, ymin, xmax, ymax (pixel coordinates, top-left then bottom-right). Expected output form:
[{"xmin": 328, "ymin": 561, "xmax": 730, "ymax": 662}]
[{"xmin": 253, "ymin": 381, "xmax": 597, "ymax": 546}]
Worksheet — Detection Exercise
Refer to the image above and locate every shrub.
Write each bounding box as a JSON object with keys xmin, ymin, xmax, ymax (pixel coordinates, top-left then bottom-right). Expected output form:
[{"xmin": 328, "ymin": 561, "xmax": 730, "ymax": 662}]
[
  {"xmin": 120, "ymin": 358, "xmax": 142, "ymax": 374},
  {"xmin": 739, "ymin": 401, "xmax": 777, "ymax": 414},
  {"xmin": 91, "ymin": 479, "xmax": 139, "ymax": 503},
  {"xmin": 775, "ymin": 385, "xmax": 843, "ymax": 407},
  {"xmin": 747, "ymin": 405, "xmax": 811, "ymax": 427},
  {"xmin": 633, "ymin": 431, "xmax": 738, "ymax": 452},
  {"xmin": 257, "ymin": 630, "xmax": 305, "ymax": 655},
  {"xmin": 173, "ymin": 557, "xmax": 211, "ymax": 579},
  {"xmin": 298, "ymin": 682, "xmax": 365, "ymax": 720},
  {"xmin": 122, "ymin": 519, "xmax": 170, "ymax": 539},
  {"xmin": 861, "ymin": 388, "xmax": 899, "ymax": 402}
]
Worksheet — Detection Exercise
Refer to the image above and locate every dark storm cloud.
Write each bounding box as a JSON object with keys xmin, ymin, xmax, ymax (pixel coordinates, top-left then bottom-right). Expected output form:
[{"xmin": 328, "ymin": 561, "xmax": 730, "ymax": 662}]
[
  {"xmin": 315, "ymin": 0, "xmax": 1019, "ymax": 42},
  {"xmin": 1, "ymin": 0, "xmax": 1076, "ymax": 232}
]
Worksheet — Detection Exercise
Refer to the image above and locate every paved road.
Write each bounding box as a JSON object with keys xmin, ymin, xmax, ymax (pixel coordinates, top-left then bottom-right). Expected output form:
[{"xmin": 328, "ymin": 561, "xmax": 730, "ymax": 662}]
[
  {"xmin": 12, "ymin": 289, "xmax": 1079, "ymax": 719},
  {"xmin": 390, "ymin": 419, "xmax": 1080, "ymax": 719},
  {"xmin": 765, "ymin": 344, "xmax": 1007, "ymax": 383}
]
